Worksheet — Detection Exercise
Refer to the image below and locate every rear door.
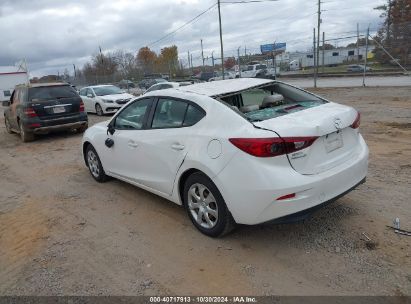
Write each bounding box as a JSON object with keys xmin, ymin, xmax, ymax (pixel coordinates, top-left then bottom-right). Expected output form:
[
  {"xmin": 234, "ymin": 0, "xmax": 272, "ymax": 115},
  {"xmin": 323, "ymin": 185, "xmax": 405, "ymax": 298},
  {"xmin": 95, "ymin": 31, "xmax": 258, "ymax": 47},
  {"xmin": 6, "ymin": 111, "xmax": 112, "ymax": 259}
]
[
  {"xmin": 132, "ymin": 97, "xmax": 206, "ymax": 195},
  {"xmin": 28, "ymin": 85, "xmax": 82, "ymax": 120},
  {"xmin": 9, "ymin": 88, "xmax": 21, "ymax": 129}
]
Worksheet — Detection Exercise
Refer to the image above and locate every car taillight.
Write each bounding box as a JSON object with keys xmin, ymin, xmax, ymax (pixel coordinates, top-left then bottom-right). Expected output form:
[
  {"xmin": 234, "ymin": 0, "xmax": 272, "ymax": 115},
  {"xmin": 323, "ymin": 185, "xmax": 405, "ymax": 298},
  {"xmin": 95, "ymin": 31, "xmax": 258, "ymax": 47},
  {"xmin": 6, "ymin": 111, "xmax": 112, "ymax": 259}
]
[
  {"xmin": 79, "ymin": 100, "xmax": 85, "ymax": 112},
  {"xmin": 350, "ymin": 112, "xmax": 361, "ymax": 129},
  {"xmin": 24, "ymin": 107, "xmax": 37, "ymax": 117},
  {"xmin": 229, "ymin": 136, "xmax": 318, "ymax": 157}
]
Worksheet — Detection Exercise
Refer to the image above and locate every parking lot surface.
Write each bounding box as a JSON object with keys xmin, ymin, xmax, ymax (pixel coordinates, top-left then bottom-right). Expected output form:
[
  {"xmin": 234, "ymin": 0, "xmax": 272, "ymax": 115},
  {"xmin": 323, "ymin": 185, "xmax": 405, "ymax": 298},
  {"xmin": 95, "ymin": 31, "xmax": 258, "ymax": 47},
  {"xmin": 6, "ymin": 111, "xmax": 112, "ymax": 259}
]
[{"xmin": 0, "ymin": 86, "xmax": 410, "ymax": 295}]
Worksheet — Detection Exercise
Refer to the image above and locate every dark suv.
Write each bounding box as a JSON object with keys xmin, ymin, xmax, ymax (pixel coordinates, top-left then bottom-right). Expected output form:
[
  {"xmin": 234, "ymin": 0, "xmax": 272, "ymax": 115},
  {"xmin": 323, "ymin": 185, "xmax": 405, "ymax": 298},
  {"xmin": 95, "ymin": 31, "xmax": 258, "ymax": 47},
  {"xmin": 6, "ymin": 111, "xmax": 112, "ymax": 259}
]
[{"xmin": 3, "ymin": 83, "xmax": 88, "ymax": 142}]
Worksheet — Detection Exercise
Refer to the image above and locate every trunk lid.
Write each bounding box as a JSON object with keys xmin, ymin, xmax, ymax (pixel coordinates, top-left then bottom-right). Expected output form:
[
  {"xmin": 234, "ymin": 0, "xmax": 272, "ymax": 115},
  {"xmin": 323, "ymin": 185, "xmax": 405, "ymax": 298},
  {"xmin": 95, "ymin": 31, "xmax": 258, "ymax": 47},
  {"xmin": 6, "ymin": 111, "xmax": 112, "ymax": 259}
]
[{"xmin": 254, "ymin": 102, "xmax": 360, "ymax": 175}]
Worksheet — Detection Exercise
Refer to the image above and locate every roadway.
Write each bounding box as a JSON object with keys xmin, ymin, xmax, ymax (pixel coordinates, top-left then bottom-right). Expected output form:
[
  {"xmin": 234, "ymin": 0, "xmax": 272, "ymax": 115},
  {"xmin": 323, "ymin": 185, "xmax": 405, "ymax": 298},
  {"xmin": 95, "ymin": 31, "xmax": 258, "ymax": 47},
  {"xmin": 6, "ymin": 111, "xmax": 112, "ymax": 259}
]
[{"xmin": 279, "ymin": 75, "xmax": 411, "ymax": 88}]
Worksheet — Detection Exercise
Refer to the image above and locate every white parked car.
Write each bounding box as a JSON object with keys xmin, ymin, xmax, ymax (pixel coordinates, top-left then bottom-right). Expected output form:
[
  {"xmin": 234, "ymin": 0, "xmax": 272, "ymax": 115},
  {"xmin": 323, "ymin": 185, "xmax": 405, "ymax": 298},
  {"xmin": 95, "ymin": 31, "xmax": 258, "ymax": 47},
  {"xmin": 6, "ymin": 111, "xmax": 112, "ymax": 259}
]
[
  {"xmin": 79, "ymin": 85, "xmax": 134, "ymax": 116},
  {"xmin": 144, "ymin": 81, "xmax": 191, "ymax": 94},
  {"xmin": 82, "ymin": 78, "xmax": 368, "ymax": 237},
  {"xmin": 208, "ymin": 72, "xmax": 235, "ymax": 82}
]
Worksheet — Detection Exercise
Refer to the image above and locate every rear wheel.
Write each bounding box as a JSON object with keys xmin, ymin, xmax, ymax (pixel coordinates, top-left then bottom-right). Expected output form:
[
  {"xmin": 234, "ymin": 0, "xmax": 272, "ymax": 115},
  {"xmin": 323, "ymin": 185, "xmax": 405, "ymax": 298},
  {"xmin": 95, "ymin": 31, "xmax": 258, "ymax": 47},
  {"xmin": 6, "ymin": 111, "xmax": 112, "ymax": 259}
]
[
  {"xmin": 4, "ymin": 116, "xmax": 13, "ymax": 134},
  {"xmin": 19, "ymin": 121, "xmax": 35, "ymax": 142},
  {"xmin": 95, "ymin": 104, "xmax": 104, "ymax": 116},
  {"xmin": 183, "ymin": 172, "xmax": 235, "ymax": 237},
  {"xmin": 86, "ymin": 145, "xmax": 108, "ymax": 182}
]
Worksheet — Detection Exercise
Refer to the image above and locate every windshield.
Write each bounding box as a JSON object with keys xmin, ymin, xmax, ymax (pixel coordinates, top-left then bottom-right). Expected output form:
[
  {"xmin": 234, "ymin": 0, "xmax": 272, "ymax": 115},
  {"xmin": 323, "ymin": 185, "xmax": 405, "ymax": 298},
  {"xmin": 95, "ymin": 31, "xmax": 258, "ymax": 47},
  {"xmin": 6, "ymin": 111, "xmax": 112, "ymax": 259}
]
[
  {"xmin": 29, "ymin": 85, "xmax": 78, "ymax": 101},
  {"xmin": 93, "ymin": 85, "xmax": 123, "ymax": 96}
]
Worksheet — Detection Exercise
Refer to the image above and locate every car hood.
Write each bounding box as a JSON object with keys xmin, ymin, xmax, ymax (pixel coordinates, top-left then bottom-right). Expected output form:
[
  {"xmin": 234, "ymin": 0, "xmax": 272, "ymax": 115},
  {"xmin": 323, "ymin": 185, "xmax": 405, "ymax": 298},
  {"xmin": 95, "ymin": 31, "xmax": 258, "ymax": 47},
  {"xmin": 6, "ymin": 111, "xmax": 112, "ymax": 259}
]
[{"xmin": 100, "ymin": 93, "xmax": 133, "ymax": 101}]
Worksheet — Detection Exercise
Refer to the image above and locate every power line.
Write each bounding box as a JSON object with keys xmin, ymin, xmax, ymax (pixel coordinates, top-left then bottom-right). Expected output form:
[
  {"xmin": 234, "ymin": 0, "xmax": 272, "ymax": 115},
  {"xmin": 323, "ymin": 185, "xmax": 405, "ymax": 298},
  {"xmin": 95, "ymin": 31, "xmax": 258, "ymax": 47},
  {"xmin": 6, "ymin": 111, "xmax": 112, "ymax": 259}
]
[
  {"xmin": 147, "ymin": 3, "xmax": 217, "ymax": 47},
  {"xmin": 221, "ymin": 0, "xmax": 279, "ymax": 3}
]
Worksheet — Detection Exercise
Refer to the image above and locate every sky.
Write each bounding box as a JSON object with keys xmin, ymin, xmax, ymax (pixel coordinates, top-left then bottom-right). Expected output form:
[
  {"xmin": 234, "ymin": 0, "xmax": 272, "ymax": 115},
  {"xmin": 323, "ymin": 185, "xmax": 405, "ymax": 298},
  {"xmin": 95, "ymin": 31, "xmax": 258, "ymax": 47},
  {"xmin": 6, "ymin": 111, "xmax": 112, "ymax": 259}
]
[{"xmin": 0, "ymin": 0, "xmax": 385, "ymax": 77}]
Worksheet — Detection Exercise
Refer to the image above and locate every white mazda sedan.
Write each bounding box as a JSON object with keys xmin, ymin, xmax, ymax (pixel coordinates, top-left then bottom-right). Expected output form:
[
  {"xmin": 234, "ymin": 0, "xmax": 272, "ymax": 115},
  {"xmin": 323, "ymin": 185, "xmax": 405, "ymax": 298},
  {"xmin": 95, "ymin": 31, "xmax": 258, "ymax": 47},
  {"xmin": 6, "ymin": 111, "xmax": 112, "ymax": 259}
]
[{"xmin": 82, "ymin": 78, "xmax": 368, "ymax": 237}]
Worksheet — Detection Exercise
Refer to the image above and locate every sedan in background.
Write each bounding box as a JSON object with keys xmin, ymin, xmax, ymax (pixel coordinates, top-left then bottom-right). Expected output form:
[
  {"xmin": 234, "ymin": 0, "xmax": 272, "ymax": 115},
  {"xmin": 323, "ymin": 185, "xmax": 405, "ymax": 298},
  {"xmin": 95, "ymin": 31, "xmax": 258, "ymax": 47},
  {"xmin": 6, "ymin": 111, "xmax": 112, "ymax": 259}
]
[
  {"xmin": 82, "ymin": 78, "xmax": 368, "ymax": 237},
  {"xmin": 208, "ymin": 71, "xmax": 235, "ymax": 82},
  {"xmin": 347, "ymin": 65, "xmax": 372, "ymax": 72},
  {"xmin": 79, "ymin": 85, "xmax": 134, "ymax": 116},
  {"xmin": 144, "ymin": 81, "xmax": 192, "ymax": 94}
]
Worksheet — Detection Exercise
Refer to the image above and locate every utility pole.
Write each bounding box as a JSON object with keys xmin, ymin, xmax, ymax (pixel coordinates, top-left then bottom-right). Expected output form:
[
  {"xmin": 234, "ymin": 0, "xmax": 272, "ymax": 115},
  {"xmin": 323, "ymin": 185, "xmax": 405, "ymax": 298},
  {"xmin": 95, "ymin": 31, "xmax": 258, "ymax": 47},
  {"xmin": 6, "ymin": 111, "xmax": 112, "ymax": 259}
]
[
  {"xmin": 357, "ymin": 23, "xmax": 360, "ymax": 63},
  {"xmin": 73, "ymin": 64, "xmax": 76, "ymax": 79},
  {"xmin": 190, "ymin": 54, "xmax": 193, "ymax": 73},
  {"xmin": 211, "ymin": 51, "xmax": 215, "ymax": 68},
  {"xmin": 362, "ymin": 26, "xmax": 370, "ymax": 87},
  {"xmin": 313, "ymin": 28, "xmax": 317, "ymax": 88},
  {"xmin": 237, "ymin": 47, "xmax": 241, "ymax": 78},
  {"xmin": 322, "ymin": 32, "xmax": 325, "ymax": 74},
  {"xmin": 316, "ymin": 0, "xmax": 321, "ymax": 85},
  {"xmin": 201, "ymin": 39, "xmax": 205, "ymax": 70},
  {"xmin": 187, "ymin": 51, "xmax": 191, "ymax": 71},
  {"xmin": 217, "ymin": 0, "xmax": 225, "ymax": 79}
]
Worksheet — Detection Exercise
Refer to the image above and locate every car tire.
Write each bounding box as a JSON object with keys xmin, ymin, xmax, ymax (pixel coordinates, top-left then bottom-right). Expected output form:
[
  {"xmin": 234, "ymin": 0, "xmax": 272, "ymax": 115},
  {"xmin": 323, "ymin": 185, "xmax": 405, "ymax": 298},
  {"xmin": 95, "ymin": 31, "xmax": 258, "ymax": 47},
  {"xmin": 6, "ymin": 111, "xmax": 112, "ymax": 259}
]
[
  {"xmin": 86, "ymin": 145, "xmax": 108, "ymax": 183},
  {"xmin": 19, "ymin": 121, "xmax": 35, "ymax": 142},
  {"xmin": 4, "ymin": 116, "xmax": 13, "ymax": 134},
  {"xmin": 183, "ymin": 172, "xmax": 235, "ymax": 237},
  {"xmin": 95, "ymin": 104, "xmax": 104, "ymax": 116}
]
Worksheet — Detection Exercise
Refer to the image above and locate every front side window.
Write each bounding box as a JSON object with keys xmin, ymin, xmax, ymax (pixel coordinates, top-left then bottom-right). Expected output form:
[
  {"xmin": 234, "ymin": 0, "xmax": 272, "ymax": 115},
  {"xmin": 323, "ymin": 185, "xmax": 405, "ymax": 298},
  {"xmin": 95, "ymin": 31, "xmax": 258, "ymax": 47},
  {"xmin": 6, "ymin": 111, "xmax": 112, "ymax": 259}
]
[{"xmin": 114, "ymin": 98, "xmax": 151, "ymax": 130}]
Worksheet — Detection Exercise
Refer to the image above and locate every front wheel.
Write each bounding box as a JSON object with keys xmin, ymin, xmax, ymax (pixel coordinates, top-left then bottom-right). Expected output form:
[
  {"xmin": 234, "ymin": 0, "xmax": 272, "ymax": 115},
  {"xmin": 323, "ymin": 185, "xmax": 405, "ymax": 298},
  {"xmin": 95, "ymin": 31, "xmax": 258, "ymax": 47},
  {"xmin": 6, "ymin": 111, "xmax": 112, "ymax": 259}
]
[
  {"xmin": 183, "ymin": 172, "xmax": 235, "ymax": 237},
  {"xmin": 86, "ymin": 145, "xmax": 108, "ymax": 182},
  {"xmin": 95, "ymin": 103, "xmax": 104, "ymax": 116}
]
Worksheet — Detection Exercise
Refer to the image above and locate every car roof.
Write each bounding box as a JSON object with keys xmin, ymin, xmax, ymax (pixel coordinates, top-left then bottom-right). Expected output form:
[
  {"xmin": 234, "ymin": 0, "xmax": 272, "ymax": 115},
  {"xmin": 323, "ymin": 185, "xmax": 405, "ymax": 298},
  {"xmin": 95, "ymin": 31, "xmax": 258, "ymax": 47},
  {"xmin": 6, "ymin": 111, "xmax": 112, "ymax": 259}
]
[
  {"xmin": 87, "ymin": 85, "xmax": 118, "ymax": 89},
  {"xmin": 16, "ymin": 82, "xmax": 69, "ymax": 88},
  {"xmin": 176, "ymin": 78, "xmax": 275, "ymax": 97}
]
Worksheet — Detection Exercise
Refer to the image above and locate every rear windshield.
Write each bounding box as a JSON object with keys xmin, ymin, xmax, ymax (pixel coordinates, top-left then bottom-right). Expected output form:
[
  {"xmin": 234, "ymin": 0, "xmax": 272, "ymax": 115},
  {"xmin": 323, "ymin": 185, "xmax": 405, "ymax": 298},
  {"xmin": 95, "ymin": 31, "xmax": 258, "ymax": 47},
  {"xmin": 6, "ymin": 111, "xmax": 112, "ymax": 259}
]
[
  {"xmin": 28, "ymin": 85, "xmax": 78, "ymax": 102},
  {"xmin": 219, "ymin": 83, "xmax": 326, "ymax": 122}
]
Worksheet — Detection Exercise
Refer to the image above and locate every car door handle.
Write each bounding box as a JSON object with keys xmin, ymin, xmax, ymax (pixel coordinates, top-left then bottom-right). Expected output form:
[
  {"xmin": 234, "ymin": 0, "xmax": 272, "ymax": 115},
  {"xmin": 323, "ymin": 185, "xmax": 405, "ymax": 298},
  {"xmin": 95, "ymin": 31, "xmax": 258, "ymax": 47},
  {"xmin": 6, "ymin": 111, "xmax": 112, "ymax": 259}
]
[
  {"xmin": 128, "ymin": 141, "xmax": 139, "ymax": 148},
  {"xmin": 171, "ymin": 143, "xmax": 185, "ymax": 151}
]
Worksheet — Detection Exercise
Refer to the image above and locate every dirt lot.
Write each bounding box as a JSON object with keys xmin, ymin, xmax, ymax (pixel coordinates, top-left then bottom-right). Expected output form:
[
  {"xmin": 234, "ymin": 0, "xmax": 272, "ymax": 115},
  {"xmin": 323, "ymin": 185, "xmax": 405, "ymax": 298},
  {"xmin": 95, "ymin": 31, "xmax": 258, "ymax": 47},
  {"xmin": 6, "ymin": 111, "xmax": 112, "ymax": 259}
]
[{"xmin": 0, "ymin": 86, "xmax": 410, "ymax": 296}]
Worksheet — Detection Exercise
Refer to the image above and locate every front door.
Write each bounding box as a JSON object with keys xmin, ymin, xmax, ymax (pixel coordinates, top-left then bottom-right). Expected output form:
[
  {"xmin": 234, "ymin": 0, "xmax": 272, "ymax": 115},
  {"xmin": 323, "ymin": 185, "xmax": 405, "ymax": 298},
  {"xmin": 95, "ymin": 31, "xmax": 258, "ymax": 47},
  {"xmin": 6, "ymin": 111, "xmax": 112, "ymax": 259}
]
[{"xmin": 102, "ymin": 98, "xmax": 153, "ymax": 182}]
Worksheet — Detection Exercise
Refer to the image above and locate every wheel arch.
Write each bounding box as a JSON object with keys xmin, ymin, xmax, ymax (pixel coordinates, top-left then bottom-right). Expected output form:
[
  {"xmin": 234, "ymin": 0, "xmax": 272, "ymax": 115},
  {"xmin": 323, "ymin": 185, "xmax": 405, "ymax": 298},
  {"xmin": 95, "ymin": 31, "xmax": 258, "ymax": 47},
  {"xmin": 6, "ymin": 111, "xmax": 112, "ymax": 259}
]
[
  {"xmin": 82, "ymin": 141, "xmax": 92, "ymax": 165},
  {"xmin": 178, "ymin": 168, "xmax": 212, "ymax": 206}
]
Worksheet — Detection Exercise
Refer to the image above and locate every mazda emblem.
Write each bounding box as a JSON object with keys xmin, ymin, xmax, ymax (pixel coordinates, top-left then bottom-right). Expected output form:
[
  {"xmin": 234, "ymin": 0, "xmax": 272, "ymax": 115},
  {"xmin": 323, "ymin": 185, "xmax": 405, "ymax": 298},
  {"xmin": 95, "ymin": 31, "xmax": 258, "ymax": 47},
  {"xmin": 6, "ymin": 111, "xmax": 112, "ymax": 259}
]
[{"xmin": 334, "ymin": 118, "xmax": 342, "ymax": 130}]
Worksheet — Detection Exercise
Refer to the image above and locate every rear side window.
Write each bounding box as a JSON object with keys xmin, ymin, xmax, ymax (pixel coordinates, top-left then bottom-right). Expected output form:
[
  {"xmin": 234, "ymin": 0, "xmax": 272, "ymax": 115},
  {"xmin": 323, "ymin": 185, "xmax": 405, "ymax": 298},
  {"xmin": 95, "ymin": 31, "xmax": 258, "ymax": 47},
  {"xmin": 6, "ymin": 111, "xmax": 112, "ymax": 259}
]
[
  {"xmin": 28, "ymin": 86, "xmax": 78, "ymax": 102},
  {"xmin": 3, "ymin": 90, "xmax": 11, "ymax": 97},
  {"xmin": 152, "ymin": 98, "xmax": 205, "ymax": 129}
]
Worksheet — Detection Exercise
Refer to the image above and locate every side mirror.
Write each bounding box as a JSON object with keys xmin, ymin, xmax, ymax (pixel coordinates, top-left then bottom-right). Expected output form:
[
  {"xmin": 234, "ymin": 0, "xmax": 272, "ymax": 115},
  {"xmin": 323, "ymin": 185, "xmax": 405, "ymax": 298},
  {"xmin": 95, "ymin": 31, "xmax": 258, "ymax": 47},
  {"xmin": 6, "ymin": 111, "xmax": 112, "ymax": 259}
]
[
  {"xmin": 107, "ymin": 123, "xmax": 115, "ymax": 135},
  {"xmin": 87, "ymin": 94, "xmax": 94, "ymax": 98},
  {"xmin": 2, "ymin": 100, "xmax": 10, "ymax": 107}
]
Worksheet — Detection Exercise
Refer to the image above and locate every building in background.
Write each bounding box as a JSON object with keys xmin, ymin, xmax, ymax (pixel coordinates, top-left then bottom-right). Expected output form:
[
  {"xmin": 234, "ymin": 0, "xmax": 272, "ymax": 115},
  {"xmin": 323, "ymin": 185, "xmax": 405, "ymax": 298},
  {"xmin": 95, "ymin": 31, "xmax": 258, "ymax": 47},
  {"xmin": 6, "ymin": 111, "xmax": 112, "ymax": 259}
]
[{"xmin": 0, "ymin": 63, "xmax": 29, "ymax": 102}]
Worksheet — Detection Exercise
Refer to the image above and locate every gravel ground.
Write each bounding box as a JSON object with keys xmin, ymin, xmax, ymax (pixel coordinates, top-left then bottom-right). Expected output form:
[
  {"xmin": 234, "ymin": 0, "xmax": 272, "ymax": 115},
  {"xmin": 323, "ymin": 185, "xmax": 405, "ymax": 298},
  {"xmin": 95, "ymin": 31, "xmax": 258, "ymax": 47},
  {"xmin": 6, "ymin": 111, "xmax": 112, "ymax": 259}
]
[{"xmin": 0, "ymin": 86, "xmax": 410, "ymax": 296}]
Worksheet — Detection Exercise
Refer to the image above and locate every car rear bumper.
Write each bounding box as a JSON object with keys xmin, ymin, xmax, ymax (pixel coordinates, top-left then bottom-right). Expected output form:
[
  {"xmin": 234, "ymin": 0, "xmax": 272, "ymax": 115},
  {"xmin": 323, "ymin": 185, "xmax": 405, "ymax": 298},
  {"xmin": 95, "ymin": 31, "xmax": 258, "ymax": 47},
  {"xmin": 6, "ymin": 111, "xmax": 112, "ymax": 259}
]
[
  {"xmin": 214, "ymin": 135, "xmax": 369, "ymax": 225},
  {"xmin": 32, "ymin": 121, "xmax": 88, "ymax": 134},
  {"xmin": 23, "ymin": 113, "xmax": 88, "ymax": 134}
]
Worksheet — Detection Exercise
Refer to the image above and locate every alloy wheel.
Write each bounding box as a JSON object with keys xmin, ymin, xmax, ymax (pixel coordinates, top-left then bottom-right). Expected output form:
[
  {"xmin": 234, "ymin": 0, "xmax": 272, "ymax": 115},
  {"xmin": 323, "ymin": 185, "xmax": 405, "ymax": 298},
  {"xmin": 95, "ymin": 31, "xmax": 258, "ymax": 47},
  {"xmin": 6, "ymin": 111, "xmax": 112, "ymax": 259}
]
[
  {"xmin": 187, "ymin": 183, "xmax": 218, "ymax": 229},
  {"xmin": 95, "ymin": 104, "xmax": 103, "ymax": 116},
  {"xmin": 87, "ymin": 149, "xmax": 100, "ymax": 178}
]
